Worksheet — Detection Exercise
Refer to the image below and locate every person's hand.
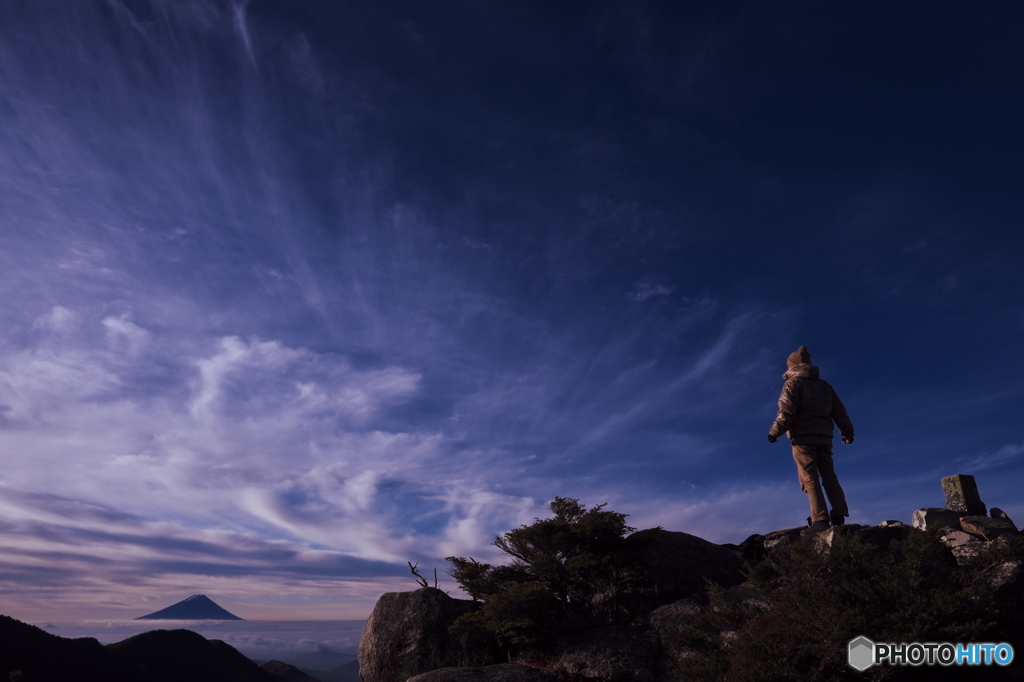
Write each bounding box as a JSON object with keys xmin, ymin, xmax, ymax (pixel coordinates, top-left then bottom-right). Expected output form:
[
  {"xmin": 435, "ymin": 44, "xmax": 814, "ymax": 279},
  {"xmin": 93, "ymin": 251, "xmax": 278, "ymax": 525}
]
[
  {"xmin": 768, "ymin": 435, "xmax": 778, "ymax": 443},
  {"xmin": 842, "ymin": 438, "xmax": 853, "ymax": 445}
]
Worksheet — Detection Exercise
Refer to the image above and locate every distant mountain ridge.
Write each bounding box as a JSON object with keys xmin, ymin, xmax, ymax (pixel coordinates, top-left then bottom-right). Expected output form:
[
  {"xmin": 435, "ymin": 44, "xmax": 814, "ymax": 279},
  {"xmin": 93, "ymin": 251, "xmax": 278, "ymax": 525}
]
[
  {"xmin": 136, "ymin": 594, "xmax": 243, "ymax": 620},
  {"xmin": 0, "ymin": 615, "xmax": 279, "ymax": 682}
]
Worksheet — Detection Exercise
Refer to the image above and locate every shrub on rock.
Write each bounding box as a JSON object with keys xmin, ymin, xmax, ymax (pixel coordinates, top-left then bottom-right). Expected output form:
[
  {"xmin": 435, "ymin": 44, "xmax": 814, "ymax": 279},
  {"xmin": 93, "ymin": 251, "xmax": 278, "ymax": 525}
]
[{"xmin": 446, "ymin": 497, "xmax": 641, "ymax": 653}]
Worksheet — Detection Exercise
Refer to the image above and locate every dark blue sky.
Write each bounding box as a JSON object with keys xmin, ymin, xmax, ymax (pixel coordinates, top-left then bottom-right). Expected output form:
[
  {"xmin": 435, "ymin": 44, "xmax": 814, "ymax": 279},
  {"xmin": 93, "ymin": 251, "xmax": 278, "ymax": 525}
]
[{"xmin": 1, "ymin": 0, "xmax": 1022, "ymax": 619}]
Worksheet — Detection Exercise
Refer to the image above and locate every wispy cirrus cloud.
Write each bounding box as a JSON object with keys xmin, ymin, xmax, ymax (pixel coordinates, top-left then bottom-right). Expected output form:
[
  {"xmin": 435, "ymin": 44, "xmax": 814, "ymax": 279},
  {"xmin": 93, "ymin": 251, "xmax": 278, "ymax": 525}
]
[
  {"xmin": 953, "ymin": 443, "xmax": 1024, "ymax": 474},
  {"xmin": 3, "ymin": 0, "xmax": 1024, "ymax": 625},
  {"xmin": 0, "ymin": 297, "xmax": 779, "ymax": 617},
  {"xmin": 3, "ymin": 308, "xmax": 435, "ymax": 545},
  {"xmin": 631, "ymin": 281, "xmax": 675, "ymax": 301},
  {"xmin": 0, "ymin": 298, "xmax": 563, "ymax": 617}
]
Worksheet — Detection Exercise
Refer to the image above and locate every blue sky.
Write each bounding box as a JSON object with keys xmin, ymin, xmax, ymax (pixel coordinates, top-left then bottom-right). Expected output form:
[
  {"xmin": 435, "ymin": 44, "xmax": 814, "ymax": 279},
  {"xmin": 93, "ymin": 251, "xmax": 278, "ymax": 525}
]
[{"xmin": 1, "ymin": 0, "xmax": 1023, "ymax": 621}]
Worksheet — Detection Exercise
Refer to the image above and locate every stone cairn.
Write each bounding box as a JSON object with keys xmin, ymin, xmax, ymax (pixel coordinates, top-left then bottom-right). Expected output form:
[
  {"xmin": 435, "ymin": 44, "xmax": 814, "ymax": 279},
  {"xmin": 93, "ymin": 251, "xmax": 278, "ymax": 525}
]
[
  {"xmin": 761, "ymin": 473, "xmax": 1019, "ymax": 562},
  {"xmin": 913, "ymin": 474, "xmax": 1019, "ymax": 563}
]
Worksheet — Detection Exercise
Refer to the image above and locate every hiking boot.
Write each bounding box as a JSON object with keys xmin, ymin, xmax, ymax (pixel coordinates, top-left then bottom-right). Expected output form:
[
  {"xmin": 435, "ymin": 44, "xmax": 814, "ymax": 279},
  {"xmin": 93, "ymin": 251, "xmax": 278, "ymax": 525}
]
[
  {"xmin": 801, "ymin": 520, "xmax": 831, "ymax": 535},
  {"xmin": 830, "ymin": 513, "xmax": 846, "ymax": 526}
]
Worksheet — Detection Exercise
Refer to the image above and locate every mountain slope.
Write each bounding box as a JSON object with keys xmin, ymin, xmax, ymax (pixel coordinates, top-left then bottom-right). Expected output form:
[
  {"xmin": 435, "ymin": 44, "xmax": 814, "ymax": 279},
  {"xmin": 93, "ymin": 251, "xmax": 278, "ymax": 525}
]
[
  {"xmin": 0, "ymin": 615, "xmax": 137, "ymax": 682},
  {"xmin": 108, "ymin": 628, "xmax": 274, "ymax": 682},
  {"xmin": 1, "ymin": 615, "xmax": 279, "ymax": 682}
]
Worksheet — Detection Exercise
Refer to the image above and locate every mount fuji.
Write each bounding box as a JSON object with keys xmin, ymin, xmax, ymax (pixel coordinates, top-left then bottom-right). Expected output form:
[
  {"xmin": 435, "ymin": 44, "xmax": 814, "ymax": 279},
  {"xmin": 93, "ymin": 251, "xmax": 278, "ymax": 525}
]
[{"xmin": 135, "ymin": 594, "xmax": 244, "ymax": 620}]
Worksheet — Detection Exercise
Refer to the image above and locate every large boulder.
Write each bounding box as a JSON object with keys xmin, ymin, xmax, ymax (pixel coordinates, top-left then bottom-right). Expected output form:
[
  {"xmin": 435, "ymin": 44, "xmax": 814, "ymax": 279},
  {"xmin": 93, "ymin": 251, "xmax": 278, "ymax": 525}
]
[
  {"xmin": 734, "ymin": 534, "xmax": 767, "ymax": 562},
  {"xmin": 623, "ymin": 529, "xmax": 745, "ymax": 611},
  {"xmin": 816, "ymin": 523, "xmax": 928, "ymax": 553},
  {"xmin": 912, "ymin": 508, "xmax": 963, "ymax": 531},
  {"xmin": 762, "ymin": 526, "xmax": 805, "ymax": 559},
  {"xmin": 991, "ymin": 507, "xmax": 1019, "ymax": 530},
  {"xmin": 852, "ymin": 523, "xmax": 916, "ymax": 548},
  {"xmin": 407, "ymin": 664, "xmax": 558, "ymax": 682},
  {"xmin": 939, "ymin": 530, "xmax": 975, "ymax": 549},
  {"xmin": 358, "ymin": 588, "xmax": 495, "ymax": 682},
  {"xmin": 948, "ymin": 537, "xmax": 988, "ymax": 565},
  {"xmin": 814, "ymin": 523, "xmax": 866, "ymax": 550},
  {"xmin": 960, "ymin": 515, "xmax": 1019, "ymax": 541}
]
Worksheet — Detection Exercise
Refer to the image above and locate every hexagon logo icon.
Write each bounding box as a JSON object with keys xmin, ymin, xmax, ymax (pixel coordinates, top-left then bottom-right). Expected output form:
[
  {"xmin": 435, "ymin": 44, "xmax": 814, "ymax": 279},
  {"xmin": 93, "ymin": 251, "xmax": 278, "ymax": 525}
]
[{"xmin": 848, "ymin": 636, "xmax": 875, "ymax": 671}]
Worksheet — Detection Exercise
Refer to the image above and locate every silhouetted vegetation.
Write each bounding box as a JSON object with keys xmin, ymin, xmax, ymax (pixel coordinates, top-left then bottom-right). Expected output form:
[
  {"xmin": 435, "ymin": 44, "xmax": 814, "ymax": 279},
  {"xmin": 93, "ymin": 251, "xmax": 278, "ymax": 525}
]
[
  {"xmin": 440, "ymin": 506, "xmax": 1023, "ymax": 680},
  {"xmin": 446, "ymin": 497, "xmax": 643, "ymax": 652},
  {"xmin": 673, "ymin": 529, "xmax": 1024, "ymax": 681},
  {"xmin": 408, "ymin": 561, "xmax": 438, "ymax": 588}
]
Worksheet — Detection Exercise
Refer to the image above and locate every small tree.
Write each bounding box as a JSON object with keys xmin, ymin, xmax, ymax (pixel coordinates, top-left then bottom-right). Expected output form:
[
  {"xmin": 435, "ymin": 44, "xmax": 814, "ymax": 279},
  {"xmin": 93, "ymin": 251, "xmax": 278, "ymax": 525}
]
[{"xmin": 446, "ymin": 497, "xmax": 639, "ymax": 652}]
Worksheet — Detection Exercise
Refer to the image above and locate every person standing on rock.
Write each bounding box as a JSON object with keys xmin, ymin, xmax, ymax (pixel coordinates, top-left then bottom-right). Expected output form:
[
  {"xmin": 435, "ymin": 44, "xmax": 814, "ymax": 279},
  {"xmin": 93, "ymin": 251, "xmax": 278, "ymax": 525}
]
[{"xmin": 768, "ymin": 346, "xmax": 855, "ymax": 533}]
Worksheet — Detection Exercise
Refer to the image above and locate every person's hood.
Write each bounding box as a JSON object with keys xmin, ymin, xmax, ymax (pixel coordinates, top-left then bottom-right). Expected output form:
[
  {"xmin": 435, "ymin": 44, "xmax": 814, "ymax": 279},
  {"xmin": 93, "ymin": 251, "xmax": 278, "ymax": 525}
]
[{"xmin": 782, "ymin": 363, "xmax": 820, "ymax": 380}]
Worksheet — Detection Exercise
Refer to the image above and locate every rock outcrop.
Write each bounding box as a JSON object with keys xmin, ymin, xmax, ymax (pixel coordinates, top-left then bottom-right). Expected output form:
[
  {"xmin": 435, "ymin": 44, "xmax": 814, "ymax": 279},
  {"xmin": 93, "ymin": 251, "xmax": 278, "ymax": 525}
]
[
  {"xmin": 623, "ymin": 528, "xmax": 745, "ymax": 613},
  {"xmin": 762, "ymin": 525, "xmax": 804, "ymax": 551},
  {"xmin": 992, "ymin": 507, "xmax": 1017, "ymax": 525},
  {"xmin": 913, "ymin": 475, "xmax": 1020, "ymax": 564},
  {"xmin": 358, "ymin": 476, "xmax": 1022, "ymax": 682},
  {"xmin": 819, "ymin": 523, "xmax": 958, "ymax": 587},
  {"xmin": 358, "ymin": 587, "xmax": 494, "ymax": 682},
  {"xmin": 960, "ymin": 515, "xmax": 1019, "ymax": 541}
]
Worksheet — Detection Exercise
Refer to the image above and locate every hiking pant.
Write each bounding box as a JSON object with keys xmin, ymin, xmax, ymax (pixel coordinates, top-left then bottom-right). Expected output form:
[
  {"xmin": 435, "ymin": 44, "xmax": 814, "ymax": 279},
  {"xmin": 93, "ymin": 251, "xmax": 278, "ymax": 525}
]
[{"xmin": 792, "ymin": 442, "xmax": 848, "ymax": 522}]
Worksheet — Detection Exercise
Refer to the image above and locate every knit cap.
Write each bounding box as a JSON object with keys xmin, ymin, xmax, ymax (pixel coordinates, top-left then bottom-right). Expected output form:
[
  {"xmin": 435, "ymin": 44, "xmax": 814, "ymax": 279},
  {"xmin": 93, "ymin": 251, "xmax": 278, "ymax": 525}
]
[{"xmin": 787, "ymin": 345, "xmax": 811, "ymax": 368}]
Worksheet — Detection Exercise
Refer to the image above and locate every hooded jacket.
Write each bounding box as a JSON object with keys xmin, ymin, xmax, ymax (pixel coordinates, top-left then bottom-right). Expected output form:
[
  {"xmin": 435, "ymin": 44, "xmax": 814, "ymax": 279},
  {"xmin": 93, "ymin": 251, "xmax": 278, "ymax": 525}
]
[{"xmin": 769, "ymin": 364, "xmax": 854, "ymax": 445}]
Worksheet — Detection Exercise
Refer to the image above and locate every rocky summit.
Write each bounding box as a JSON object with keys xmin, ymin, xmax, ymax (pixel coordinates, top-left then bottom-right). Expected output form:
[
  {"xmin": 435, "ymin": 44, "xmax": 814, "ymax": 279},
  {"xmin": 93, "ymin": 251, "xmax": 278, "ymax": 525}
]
[{"xmin": 359, "ymin": 476, "xmax": 1024, "ymax": 682}]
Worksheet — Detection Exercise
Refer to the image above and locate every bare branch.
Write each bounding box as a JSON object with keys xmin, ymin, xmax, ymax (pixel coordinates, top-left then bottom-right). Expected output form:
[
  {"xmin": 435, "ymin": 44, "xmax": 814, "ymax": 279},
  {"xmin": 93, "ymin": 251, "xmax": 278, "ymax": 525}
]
[{"xmin": 408, "ymin": 561, "xmax": 429, "ymax": 588}]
